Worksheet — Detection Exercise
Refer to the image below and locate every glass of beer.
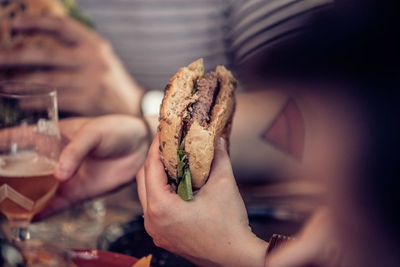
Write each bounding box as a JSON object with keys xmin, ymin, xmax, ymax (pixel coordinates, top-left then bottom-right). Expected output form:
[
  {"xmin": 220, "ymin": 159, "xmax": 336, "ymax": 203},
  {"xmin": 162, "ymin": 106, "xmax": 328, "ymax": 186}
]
[{"xmin": 0, "ymin": 81, "xmax": 61, "ymax": 242}]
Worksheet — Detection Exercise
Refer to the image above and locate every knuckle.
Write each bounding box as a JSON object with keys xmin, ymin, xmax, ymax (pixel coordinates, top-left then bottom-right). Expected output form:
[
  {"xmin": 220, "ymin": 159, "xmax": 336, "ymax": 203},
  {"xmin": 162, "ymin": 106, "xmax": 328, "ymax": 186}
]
[
  {"xmin": 147, "ymin": 201, "xmax": 165, "ymax": 219},
  {"xmin": 152, "ymin": 238, "xmax": 163, "ymax": 248},
  {"xmin": 143, "ymin": 219, "xmax": 154, "ymax": 237},
  {"xmin": 143, "ymin": 222, "xmax": 164, "ymax": 248}
]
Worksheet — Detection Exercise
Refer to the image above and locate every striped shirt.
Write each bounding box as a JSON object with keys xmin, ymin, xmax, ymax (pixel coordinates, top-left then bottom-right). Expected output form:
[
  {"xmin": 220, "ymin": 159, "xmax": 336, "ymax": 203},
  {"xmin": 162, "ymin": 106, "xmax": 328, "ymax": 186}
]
[{"xmin": 79, "ymin": 0, "xmax": 332, "ymax": 91}]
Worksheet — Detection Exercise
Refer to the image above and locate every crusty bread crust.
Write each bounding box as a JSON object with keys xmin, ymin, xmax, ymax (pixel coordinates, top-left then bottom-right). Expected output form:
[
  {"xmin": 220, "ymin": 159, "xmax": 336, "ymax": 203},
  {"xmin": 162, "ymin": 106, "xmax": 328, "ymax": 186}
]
[
  {"xmin": 184, "ymin": 120, "xmax": 214, "ymax": 188},
  {"xmin": 185, "ymin": 65, "xmax": 237, "ymax": 188},
  {"xmin": 158, "ymin": 59, "xmax": 204, "ymax": 180},
  {"xmin": 159, "ymin": 59, "xmax": 237, "ymax": 188},
  {"xmin": 211, "ymin": 65, "xmax": 237, "ymax": 151}
]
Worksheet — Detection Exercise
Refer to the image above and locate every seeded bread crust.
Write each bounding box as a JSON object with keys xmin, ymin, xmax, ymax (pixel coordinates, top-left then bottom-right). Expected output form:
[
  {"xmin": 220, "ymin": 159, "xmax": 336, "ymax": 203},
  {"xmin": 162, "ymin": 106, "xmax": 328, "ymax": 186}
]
[
  {"xmin": 159, "ymin": 59, "xmax": 237, "ymax": 188},
  {"xmin": 158, "ymin": 59, "xmax": 204, "ymax": 180}
]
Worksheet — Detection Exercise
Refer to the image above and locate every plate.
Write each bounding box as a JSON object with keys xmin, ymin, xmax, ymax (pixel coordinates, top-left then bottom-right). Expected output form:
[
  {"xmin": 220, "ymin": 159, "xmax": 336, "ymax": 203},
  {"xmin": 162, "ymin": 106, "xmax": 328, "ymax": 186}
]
[{"xmin": 73, "ymin": 249, "xmax": 138, "ymax": 267}]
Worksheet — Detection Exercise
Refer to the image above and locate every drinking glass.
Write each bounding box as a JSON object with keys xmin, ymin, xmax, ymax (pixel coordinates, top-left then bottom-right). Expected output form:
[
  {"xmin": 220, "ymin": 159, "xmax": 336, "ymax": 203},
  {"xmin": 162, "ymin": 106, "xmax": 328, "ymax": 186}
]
[{"xmin": 0, "ymin": 81, "xmax": 61, "ymax": 242}]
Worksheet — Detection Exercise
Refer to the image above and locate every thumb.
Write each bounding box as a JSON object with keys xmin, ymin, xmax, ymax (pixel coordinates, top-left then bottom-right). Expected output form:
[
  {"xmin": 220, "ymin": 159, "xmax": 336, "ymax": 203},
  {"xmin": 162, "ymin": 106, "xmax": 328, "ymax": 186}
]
[
  {"xmin": 206, "ymin": 137, "xmax": 235, "ymax": 185},
  {"xmin": 12, "ymin": 16, "xmax": 86, "ymax": 45},
  {"xmin": 55, "ymin": 128, "xmax": 101, "ymax": 181}
]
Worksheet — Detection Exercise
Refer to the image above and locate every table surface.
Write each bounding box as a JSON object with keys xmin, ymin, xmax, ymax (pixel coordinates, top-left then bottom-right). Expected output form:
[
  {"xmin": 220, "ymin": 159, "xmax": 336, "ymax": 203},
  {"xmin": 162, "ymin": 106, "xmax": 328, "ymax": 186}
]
[
  {"xmin": 1, "ymin": 180, "xmax": 317, "ymax": 255},
  {"xmin": 25, "ymin": 183, "xmax": 142, "ymax": 249}
]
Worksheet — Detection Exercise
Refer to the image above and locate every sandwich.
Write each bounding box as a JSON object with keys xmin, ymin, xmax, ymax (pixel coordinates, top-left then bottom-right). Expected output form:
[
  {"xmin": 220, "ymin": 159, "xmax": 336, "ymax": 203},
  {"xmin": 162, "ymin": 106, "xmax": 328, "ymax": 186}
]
[
  {"xmin": 0, "ymin": 0, "xmax": 92, "ymax": 50},
  {"xmin": 158, "ymin": 58, "xmax": 237, "ymax": 200}
]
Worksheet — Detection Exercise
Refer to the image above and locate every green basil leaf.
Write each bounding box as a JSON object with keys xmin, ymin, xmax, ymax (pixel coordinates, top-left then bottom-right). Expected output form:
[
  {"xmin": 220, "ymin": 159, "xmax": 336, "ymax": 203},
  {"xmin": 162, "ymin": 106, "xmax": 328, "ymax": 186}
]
[
  {"xmin": 177, "ymin": 146, "xmax": 186, "ymax": 178},
  {"xmin": 177, "ymin": 159, "xmax": 185, "ymax": 178},
  {"xmin": 177, "ymin": 167, "xmax": 194, "ymax": 201}
]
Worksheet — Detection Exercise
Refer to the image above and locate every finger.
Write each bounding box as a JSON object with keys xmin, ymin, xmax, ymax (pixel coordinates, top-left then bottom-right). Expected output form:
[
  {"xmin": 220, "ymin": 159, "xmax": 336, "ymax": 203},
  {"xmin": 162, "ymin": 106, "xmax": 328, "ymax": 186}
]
[
  {"xmin": 9, "ymin": 71, "xmax": 82, "ymax": 90},
  {"xmin": 9, "ymin": 71, "xmax": 86, "ymax": 104},
  {"xmin": 58, "ymin": 117, "xmax": 90, "ymax": 139},
  {"xmin": 136, "ymin": 167, "xmax": 147, "ymax": 213},
  {"xmin": 11, "ymin": 16, "xmax": 97, "ymax": 45},
  {"xmin": 9, "ymin": 71, "xmax": 104, "ymax": 115},
  {"xmin": 144, "ymin": 134, "xmax": 171, "ymax": 200},
  {"xmin": 57, "ymin": 93, "xmax": 103, "ymax": 116},
  {"xmin": 205, "ymin": 137, "xmax": 235, "ymax": 186},
  {"xmin": 54, "ymin": 125, "xmax": 101, "ymax": 181},
  {"xmin": 0, "ymin": 45, "xmax": 82, "ymax": 68}
]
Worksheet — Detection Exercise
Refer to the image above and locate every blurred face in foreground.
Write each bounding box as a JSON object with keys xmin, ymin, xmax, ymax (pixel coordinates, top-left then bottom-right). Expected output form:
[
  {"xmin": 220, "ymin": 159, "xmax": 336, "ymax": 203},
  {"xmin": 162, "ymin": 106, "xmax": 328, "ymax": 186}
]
[{"xmin": 267, "ymin": 80, "xmax": 400, "ymax": 266}]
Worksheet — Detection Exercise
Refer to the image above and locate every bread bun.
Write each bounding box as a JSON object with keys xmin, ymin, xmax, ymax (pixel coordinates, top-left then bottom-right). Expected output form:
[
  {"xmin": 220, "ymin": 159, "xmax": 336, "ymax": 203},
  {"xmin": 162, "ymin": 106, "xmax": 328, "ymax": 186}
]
[
  {"xmin": 0, "ymin": 0, "xmax": 66, "ymax": 49},
  {"xmin": 159, "ymin": 59, "xmax": 237, "ymax": 189}
]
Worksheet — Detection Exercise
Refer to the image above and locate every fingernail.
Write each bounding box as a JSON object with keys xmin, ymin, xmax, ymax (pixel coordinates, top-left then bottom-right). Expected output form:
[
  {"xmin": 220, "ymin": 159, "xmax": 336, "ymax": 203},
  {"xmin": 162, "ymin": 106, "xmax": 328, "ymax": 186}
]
[{"xmin": 55, "ymin": 162, "xmax": 70, "ymax": 181}]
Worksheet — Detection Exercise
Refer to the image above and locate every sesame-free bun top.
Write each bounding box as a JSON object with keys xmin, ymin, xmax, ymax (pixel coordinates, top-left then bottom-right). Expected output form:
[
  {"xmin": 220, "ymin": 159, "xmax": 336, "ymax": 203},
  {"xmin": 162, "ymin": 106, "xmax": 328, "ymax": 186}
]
[{"xmin": 158, "ymin": 58, "xmax": 237, "ymax": 188}]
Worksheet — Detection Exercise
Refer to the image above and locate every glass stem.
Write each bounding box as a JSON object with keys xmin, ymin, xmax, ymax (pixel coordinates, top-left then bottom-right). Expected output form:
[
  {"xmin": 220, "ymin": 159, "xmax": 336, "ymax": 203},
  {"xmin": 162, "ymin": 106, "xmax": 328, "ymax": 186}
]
[{"xmin": 12, "ymin": 227, "xmax": 30, "ymax": 242}]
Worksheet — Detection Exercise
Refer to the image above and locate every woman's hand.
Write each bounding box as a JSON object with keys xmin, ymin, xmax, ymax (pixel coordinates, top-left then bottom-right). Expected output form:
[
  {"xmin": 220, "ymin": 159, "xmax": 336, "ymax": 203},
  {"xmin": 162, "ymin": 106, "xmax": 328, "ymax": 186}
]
[
  {"xmin": 39, "ymin": 115, "xmax": 149, "ymax": 217},
  {"xmin": 0, "ymin": 16, "xmax": 144, "ymax": 116},
  {"xmin": 137, "ymin": 135, "xmax": 267, "ymax": 267}
]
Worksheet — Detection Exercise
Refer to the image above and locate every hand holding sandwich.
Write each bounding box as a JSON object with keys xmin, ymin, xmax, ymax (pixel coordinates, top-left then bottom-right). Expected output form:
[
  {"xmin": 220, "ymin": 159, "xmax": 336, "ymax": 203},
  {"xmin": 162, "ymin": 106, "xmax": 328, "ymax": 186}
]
[
  {"xmin": 137, "ymin": 135, "xmax": 267, "ymax": 267},
  {"xmin": 137, "ymin": 59, "xmax": 269, "ymax": 266}
]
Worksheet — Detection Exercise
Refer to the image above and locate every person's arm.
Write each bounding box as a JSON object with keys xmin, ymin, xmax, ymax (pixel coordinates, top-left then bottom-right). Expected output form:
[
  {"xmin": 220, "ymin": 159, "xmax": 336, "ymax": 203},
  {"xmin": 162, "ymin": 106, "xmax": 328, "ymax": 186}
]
[
  {"xmin": 266, "ymin": 208, "xmax": 343, "ymax": 267},
  {"xmin": 145, "ymin": 90, "xmax": 296, "ymax": 182},
  {"xmin": 137, "ymin": 135, "xmax": 267, "ymax": 266},
  {"xmin": 0, "ymin": 16, "xmax": 144, "ymax": 116}
]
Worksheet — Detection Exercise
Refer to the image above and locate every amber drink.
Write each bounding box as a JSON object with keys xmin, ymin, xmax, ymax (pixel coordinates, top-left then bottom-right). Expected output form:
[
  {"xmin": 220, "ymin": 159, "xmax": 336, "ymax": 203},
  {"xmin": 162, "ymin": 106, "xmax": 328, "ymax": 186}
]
[{"xmin": 0, "ymin": 152, "xmax": 59, "ymax": 226}]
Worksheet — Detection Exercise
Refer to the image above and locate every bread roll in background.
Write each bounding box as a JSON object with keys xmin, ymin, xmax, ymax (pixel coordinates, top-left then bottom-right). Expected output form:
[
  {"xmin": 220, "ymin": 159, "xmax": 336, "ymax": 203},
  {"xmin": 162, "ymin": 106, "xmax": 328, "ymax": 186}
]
[{"xmin": 0, "ymin": 0, "xmax": 66, "ymax": 49}]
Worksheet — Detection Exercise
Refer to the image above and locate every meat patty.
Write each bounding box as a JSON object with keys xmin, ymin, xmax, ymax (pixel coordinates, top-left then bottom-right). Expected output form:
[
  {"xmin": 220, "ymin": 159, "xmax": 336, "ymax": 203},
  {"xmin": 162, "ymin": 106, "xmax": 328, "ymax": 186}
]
[{"xmin": 191, "ymin": 72, "xmax": 219, "ymax": 125}]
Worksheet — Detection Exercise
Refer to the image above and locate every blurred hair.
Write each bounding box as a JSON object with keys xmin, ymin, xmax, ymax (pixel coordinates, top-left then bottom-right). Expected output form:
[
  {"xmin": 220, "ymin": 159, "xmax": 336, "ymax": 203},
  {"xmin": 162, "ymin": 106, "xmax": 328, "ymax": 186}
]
[{"xmin": 245, "ymin": 0, "xmax": 399, "ymax": 87}]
